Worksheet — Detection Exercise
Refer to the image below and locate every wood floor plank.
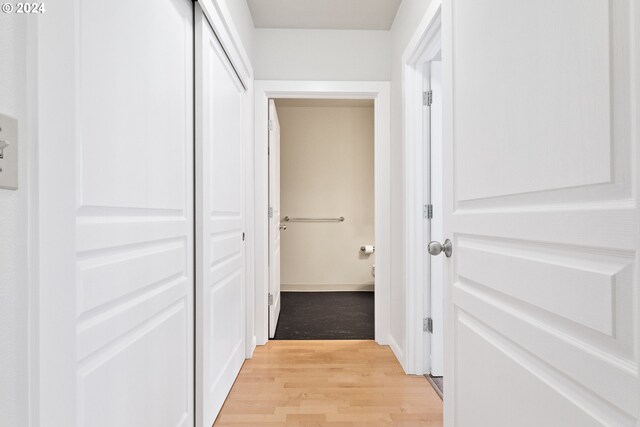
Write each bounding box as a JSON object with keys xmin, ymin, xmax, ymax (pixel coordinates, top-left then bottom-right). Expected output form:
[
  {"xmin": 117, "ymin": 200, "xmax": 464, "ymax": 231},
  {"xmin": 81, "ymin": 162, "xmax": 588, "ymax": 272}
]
[{"xmin": 214, "ymin": 340, "xmax": 443, "ymax": 427}]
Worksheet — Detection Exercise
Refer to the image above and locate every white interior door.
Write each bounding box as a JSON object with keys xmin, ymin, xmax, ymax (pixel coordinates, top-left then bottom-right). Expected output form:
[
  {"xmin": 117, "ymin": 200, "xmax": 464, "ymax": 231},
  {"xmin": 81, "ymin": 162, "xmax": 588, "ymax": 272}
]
[
  {"xmin": 196, "ymin": 6, "xmax": 246, "ymax": 425},
  {"xmin": 39, "ymin": 0, "xmax": 195, "ymax": 425},
  {"xmin": 443, "ymin": 1, "xmax": 640, "ymax": 426},
  {"xmin": 268, "ymin": 100, "xmax": 282, "ymax": 338},
  {"xmin": 427, "ymin": 61, "xmax": 444, "ymax": 377}
]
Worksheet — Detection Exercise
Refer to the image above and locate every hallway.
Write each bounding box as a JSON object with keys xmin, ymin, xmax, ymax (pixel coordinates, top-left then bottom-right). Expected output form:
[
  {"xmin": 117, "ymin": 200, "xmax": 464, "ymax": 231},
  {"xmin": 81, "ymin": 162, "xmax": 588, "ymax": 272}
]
[
  {"xmin": 2, "ymin": 0, "xmax": 639, "ymax": 425},
  {"xmin": 214, "ymin": 341, "xmax": 443, "ymax": 426}
]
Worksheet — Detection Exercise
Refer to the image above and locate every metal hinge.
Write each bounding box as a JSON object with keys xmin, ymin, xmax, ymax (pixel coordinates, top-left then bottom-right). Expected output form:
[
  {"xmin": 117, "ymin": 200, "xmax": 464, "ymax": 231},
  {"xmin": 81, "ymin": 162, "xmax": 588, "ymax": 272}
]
[
  {"xmin": 424, "ymin": 317, "xmax": 433, "ymax": 333},
  {"xmin": 424, "ymin": 204, "xmax": 433, "ymax": 219},
  {"xmin": 268, "ymin": 119, "xmax": 273, "ymax": 131},
  {"xmin": 268, "ymin": 207, "xmax": 273, "ymax": 218},
  {"xmin": 242, "ymin": 232, "xmax": 245, "ymax": 241},
  {"xmin": 423, "ymin": 90, "xmax": 433, "ymax": 107},
  {"xmin": 268, "ymin": 293, "xmax": 274, "ymax": 306}
]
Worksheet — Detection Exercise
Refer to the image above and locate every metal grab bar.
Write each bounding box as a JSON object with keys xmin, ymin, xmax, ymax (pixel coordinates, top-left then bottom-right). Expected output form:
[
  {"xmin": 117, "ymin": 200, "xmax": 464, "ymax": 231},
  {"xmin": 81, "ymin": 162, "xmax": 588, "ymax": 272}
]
[{"xmin": 283, "ymin": 216, "xmax": 345, "ymax": 223}]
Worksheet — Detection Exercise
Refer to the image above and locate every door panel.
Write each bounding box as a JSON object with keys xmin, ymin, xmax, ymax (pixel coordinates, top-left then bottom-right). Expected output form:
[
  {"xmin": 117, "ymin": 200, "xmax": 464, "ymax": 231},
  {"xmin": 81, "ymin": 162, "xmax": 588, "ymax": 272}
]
[
  {"xmin": 444, "ymin": 0, "xmax": 639, "ymax": 425},
  {"xmin": 75, "ymin": 0, "xmax": 194, "ymax": 425},
  {"xmin": 196, "ymin": 7, "xmax": 246, "ymax": 425},
  {"xmin": 269, "ymin": 100, "xmax": 282, "ymax": 338}
]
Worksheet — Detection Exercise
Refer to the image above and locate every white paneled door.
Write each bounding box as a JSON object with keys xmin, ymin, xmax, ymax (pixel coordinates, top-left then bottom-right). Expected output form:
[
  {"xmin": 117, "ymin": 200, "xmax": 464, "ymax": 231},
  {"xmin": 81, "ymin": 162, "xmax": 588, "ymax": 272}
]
[
  {"xmin": 268, "ymin": 100, "xmax": 282, "ymax": 338},
  {"xmin": 195, "ymin": 6, "xmax": 246, "ymax": 426},
  {"xmin": 40, "ymin": 0, "xmax": 195, "ymax": 425},
  {"xmin": 443, "ymin": 1, "xmax": 640, "ymax": 426}
]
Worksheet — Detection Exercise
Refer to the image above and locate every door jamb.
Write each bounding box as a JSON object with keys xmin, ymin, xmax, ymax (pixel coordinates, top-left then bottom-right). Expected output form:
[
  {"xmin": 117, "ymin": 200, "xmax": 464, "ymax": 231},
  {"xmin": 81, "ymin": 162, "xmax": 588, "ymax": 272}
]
[
  {"xmin": 402, "ymin": 0, "xmax": 442, "ymax": 375},
  {"xmin": 253, "ymin": 80, "xmax": 392, "ymax": 350}
]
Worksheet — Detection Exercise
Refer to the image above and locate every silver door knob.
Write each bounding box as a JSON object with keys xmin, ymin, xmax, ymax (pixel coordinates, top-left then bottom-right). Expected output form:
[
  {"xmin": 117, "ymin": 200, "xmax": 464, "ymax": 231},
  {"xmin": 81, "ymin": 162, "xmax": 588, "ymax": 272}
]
[
  {"xmin": 279, "ymin": 224, "xmax": 287, "ymax": 231},
  {"xmin": 428, "ymin": 239, "xmax": 452, "ymax": 257}
]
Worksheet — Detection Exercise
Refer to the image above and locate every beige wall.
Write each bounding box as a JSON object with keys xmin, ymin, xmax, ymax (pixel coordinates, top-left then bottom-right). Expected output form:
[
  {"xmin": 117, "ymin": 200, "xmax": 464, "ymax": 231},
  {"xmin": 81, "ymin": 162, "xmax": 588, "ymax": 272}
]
[{"xmin": 277, "ymin": 100, "xmax": 375, "ymax": 291}]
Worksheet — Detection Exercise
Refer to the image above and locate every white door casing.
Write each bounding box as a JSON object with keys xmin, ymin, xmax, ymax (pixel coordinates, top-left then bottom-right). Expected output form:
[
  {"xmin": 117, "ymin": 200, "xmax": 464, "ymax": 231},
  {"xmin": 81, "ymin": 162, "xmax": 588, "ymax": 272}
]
[
  {"xmin": 443, "ymin": 1, "xmax": 640, "ymax": 426},
  {"xmin": 403, "ymin": 0, "xmax": 442, "ymax": 376},
  {"xmin": 38, "ymin": 0, "xmax": 195, "ymax": 425},
  {"xmin": 195, "ymin": 6, "xmax": 246, "ymax": 425},
  {"xmin": 253, "ymin": 81, "xmax": 391, "ymax": 349},
  {"xmin": 268, "ymin": 100, "xmax": 282, "ymax": 338}
]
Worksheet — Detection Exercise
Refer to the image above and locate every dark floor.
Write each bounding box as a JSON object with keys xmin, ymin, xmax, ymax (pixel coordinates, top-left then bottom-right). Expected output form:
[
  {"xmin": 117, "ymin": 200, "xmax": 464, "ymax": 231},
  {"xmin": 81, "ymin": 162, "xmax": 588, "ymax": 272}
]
[
  {"xmin": 425, "ymin": 374, "xmax": 444, "ymax": 398},
  {"xmin": 273, "ymin": 291, "xmax": 374, "ymax": 340}
]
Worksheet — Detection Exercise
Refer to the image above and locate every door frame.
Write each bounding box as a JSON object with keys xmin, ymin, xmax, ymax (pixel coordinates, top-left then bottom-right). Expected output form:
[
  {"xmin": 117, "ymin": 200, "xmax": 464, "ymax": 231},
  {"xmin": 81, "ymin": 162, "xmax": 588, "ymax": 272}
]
[
  {"xmin": 253, "ymin": 80, "xmax": 391, "ymax": 349},
  {"xmin": 402, "ymin": 0, "xmax": 442, "ymax": 375}
]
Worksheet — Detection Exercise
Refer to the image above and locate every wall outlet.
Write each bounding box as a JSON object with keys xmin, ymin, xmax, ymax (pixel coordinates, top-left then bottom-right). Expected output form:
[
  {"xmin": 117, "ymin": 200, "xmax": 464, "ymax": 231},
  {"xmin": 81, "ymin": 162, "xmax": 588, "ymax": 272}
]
[{"xmin": 0, "ymin": 114, "xmax": 18, "ymax": 190}]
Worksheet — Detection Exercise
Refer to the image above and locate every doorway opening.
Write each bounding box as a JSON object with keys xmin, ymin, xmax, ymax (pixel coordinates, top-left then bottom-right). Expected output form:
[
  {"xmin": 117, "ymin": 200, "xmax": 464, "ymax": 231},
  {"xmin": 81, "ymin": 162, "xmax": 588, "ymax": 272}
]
[
  {"xmin": 253, "ymin": 80, "xmax": 391, "ymax": 351},
  {"xmin": 268, "ymin": 98, "xmax": 376, "ymax": 340}
]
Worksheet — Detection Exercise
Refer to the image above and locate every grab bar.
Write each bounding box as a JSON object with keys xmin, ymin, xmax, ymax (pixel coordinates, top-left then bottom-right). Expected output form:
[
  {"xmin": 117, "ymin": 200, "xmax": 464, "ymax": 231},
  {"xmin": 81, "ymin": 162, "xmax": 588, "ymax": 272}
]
[{"xmin": 283, "ymin": 216, "xmax": 345, "ymax": 223}]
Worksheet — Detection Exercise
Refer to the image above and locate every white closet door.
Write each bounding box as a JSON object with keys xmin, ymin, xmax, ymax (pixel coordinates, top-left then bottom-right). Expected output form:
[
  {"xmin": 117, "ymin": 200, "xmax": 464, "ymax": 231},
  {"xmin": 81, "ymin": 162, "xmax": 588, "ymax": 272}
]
[
  {"xmin": 443, "ymin": 1, "xmax": 640, "ymax": 426},
  {"xmin": 195, "ymin": 6, "xmax": 246, "ymax": 426},
  {"xmin": 39, "ymin": 0, "xmax": 195, "ymax": 425},
  {"xmin": 268, "ymin": 100, "xmax": 282, "ymax": 338}
]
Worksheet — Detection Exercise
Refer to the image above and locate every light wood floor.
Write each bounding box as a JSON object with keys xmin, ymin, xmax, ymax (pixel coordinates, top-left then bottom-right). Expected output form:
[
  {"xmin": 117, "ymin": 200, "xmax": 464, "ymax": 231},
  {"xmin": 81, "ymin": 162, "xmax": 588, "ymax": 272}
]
[{"xmin": 214, "ymin": 340, "xmax": 443, "ymax": 427}]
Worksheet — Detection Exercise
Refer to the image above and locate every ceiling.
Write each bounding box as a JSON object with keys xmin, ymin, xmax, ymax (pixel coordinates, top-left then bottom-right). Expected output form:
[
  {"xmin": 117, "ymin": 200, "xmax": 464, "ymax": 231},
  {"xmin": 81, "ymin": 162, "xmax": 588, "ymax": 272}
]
[{"xmin": 246, "ymin": 0, "xmax": 403, "ymax": 30}]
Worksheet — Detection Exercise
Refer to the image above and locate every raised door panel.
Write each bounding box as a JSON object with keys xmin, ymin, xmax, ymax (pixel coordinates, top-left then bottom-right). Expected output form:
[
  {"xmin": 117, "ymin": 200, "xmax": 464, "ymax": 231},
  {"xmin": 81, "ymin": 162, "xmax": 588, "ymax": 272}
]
[
  {"xmin": 453, "ymin": 0, "xmax": 612, "ymax": 201},
  {"xmin": 445, "ymin": 0, "xmax": 639, "ymax": 425}
]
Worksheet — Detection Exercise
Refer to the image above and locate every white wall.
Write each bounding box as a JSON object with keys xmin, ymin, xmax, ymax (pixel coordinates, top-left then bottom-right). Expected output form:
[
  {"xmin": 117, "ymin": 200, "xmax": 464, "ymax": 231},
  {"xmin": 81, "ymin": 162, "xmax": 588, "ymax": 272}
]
[
  {"xmin": 278, "ymin": 102, "xmax": 375, "ymax": 291},
  {"xmin": 254, "ymin": 29, "xmax": 391, "ymax": 81},
  {"xmin": 0, "ymin": 13, "xmax": 31, "ymax": 427},
  {"xmin": 388, "ymin": 0, "xmax": 434, "ymax": 362}
]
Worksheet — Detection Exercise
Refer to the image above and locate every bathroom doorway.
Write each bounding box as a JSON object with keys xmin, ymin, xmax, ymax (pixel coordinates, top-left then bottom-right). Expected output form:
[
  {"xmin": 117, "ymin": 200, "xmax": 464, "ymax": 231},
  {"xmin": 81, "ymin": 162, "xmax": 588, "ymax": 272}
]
[{"xmin": 268, "ymin": 98, "xmax": 376, "ymax": 340}]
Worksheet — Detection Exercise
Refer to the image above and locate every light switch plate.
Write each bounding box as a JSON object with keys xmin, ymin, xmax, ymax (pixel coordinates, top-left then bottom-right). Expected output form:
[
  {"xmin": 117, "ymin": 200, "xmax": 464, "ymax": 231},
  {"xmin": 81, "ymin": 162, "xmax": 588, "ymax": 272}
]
[{"xmin": 0, "ymin": 113, "xmax": 18, "ymax": 190}]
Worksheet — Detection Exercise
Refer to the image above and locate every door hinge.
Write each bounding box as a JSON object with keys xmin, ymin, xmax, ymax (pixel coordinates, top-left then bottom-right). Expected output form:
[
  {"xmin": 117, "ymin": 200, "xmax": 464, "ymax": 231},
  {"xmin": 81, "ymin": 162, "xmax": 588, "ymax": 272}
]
[
  {"xmin": 423, "ymin": 90, "xmax": 433, "ymax": 107},
  {"xmin": 424, "ymin": 204, "xmax": 433, "ymax": 219},
  {"xmin": 242, "ymin": 232, "xmax": 245, "ymax": 241},
  {"xmin": 268, "ymin": 119, "xmax": 273, "ymax": 131},
  {"xmin": 268, "ymin": 207, "xmax": 273, "ymax": 218},
  {"xmin": 268, "ymin": 293, "xmax": 274, "ymax": 306},
  {"xmin": 424, "ymin": 317, "xmax": 433, "ymax": 333}
]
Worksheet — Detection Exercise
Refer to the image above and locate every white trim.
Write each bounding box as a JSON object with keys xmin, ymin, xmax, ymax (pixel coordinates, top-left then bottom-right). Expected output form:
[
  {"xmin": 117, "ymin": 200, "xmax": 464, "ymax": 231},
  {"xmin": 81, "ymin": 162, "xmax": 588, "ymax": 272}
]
[
  {"xmin": 253, "ymin": 80, "xmax": 391, "ymax": 347},
  {"xmin": 281, "ymin": 284, "xmax": 375, "ymax": 292},
  {"xmin": 402, "ymin": 0, "xmax": 442, "ymax": 375},
  {"xmin": 197, "ymin": 0, "xmax": 253, "ymax": 88},
  {"xmin": 388, "ymin": 334, "xmax": 405, "ymax": 372}
]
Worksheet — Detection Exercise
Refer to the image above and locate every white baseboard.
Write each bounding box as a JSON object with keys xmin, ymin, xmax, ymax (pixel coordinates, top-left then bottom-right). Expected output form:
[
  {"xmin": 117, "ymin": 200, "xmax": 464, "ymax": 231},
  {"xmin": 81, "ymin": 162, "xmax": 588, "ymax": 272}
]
[
  {"xmin": 247, "ymin": 335, "xmax": 257, "ymax": 357},
  {"xmin": 387, "ymin": 334, "xmax": 407, "ymax": 373},
  {"xmin": 281, "ymin": 283, "xmax": 375, "ymax": 292}
]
